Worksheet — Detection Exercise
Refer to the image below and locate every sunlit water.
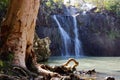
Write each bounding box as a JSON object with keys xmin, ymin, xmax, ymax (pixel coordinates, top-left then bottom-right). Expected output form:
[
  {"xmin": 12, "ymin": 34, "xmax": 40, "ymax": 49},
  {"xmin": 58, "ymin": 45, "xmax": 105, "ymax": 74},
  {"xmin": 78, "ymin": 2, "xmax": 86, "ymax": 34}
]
[{"xmin": 42, "ymin": 57, "xmax": 120, "ymax": 80}]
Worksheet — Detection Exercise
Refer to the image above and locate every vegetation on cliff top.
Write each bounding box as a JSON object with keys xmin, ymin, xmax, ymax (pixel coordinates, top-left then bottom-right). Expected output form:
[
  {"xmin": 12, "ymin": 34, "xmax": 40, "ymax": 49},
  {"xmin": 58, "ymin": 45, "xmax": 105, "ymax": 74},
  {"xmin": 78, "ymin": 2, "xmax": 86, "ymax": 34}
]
[{"xmin": 84, "ymin": 0, "xmax": 120, "ymax": 16}]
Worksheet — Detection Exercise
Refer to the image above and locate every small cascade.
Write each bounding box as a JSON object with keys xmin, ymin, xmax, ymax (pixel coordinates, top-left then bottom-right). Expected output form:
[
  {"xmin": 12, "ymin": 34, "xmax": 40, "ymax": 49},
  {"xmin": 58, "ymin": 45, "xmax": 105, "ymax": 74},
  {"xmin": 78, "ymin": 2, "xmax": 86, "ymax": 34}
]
[
  {"xmin": 37, "ymin": 1, "xmax": 120, "ymax": 57},
  {"xmin": 73, "ymin": 15, "xmax": 83, "ymax": 57},
  {"xmin": 53, "ymin": 15, "xmax": 71, "ymax": 57},
  {"xmin": 53, "ymin": 14, "xmax": 84, "ymax": 58}
]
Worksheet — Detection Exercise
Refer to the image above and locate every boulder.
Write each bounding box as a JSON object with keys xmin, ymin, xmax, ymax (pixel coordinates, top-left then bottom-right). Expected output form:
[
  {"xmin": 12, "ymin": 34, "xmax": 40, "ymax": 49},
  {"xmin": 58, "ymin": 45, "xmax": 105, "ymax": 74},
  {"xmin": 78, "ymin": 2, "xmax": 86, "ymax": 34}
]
[
  {"xmin": 105, "ymin": 76, "xmax": 115, "ymax": 80},
  {"xmin": 34, "ymin": 34, "xmax": 51, "ymax": 62}
]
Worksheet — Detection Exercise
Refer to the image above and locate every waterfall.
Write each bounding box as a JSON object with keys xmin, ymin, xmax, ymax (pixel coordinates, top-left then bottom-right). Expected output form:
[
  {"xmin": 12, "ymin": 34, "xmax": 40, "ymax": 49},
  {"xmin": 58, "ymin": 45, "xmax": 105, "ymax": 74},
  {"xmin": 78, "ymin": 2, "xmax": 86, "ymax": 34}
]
[
  {"xmin": 73, "ymin": 15, "xmax": 83, "ymax": 57},
  {"xmin": 53, "ymin": 14, "xmax": 83, "ymax": 58},
  {"xmin": 53, "ymin": 15, "xmax": 71, "ymax": 57}
]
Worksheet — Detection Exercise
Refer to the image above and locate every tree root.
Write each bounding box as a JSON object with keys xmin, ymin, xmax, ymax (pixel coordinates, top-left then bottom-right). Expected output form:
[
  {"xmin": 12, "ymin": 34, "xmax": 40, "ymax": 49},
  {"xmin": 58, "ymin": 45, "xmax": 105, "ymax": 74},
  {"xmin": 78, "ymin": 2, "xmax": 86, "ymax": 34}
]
[
  {"xmin": 35, "ymin": 58, "xmax": 79, "ymax": 78},
  {"xmin": 36, "ymin": 64, "xmax": 61, "ymax": 77},
  {"xmin": 0, "ymin": 74, "xmax": 20, "ymax": 80},
  {"xmin": 12, "ymin": 65, "xmax": 38, "ymax": 78},
  {"xmin": 0, "ymin": 58, "xmax": 98, "ymax": 80}
]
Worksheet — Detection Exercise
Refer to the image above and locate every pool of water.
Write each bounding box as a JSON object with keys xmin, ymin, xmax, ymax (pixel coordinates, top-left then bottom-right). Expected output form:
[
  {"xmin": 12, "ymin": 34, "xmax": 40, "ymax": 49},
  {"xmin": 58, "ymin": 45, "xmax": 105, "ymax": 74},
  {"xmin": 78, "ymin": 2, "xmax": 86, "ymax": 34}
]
[{"xmin": 42, "ymin": 57, "xmax": 120, "ymax": 80}]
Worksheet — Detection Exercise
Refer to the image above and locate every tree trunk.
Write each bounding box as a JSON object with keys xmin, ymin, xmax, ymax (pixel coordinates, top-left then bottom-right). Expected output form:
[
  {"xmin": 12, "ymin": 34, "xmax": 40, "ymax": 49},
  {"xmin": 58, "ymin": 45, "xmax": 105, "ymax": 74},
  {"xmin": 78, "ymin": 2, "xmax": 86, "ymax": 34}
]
[
  {"xmin": 0, "ymin": 0, "xmax": 39, "ymax": 69},
  {"xmin": 0, "ymin": 0, "xmax": 62, "ymax": 77}
]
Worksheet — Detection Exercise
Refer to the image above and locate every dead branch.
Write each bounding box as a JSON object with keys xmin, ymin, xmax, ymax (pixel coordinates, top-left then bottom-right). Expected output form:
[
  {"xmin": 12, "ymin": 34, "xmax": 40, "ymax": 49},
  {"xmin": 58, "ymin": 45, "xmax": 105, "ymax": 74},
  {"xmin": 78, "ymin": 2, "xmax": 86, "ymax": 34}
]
[
  {"xmin": 35, "ymin": 58, "xmax": 79, "ymax": 78},
  {"xmin": 36, "ymin": 64, "xmax": 61, "ymax": 77},
  {"xmin": 62, "ymin": 58, "xmax": 79, "ymax": 69}
]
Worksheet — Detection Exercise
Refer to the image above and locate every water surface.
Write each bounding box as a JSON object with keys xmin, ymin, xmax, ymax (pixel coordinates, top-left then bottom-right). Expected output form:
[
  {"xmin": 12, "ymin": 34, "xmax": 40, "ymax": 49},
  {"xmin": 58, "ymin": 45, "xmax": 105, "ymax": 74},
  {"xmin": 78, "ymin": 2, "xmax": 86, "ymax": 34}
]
[{"xmin": 43, "ymin": 57, "xmax": 120, "ymax": 80}]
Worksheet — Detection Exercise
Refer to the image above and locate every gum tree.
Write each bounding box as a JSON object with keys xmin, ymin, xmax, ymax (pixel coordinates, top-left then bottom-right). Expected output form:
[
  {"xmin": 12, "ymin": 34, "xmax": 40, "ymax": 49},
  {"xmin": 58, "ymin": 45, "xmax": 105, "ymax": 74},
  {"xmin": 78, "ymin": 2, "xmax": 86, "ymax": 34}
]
[
  {"xmin": 0, "ymin": 0, "xmax": 61, "ymax": 77},
  {"xmin": 0, "ymin": 0, "xmax": 39, "ymax": 70}
]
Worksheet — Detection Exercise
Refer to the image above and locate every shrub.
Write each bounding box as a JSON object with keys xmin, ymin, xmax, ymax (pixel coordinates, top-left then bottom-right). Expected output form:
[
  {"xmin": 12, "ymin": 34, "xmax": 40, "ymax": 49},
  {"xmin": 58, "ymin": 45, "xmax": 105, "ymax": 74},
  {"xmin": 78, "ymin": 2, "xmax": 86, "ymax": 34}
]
[
  {"xmin": 0, "ymin": 0, "xmax": 8, "ymax": 23},
  {"xmin": 84, "ymin": 0, "xmax": 120, "ymax": 16},
  {"xmin": 0, "ymin": 0, "xmax": 8, "ymax": 10}
]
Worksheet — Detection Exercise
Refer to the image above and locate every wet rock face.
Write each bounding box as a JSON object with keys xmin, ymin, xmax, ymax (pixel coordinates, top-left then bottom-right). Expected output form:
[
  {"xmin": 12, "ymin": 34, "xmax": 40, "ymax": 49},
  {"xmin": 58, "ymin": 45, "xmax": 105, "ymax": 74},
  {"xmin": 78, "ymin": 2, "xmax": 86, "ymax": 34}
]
[
  {"xmin": 36, "ymin": 9, "xmax": 120, "ymax": 56},
  {"xmin": 36, "ymin": 25, "xmax": 63, "ymax": 56},
  {"xmin": 36, "ymin": 16, "xmax": 76, "ymax": 56},
  {"xmin": 77, "ymin": 12, "xmax": 120, "ymax": 56},
  {"xmin": 34, "ymin": 34, "xmax": 51, "ymax": 62},
  {"xmin": 80, "ymin": 34, "xmax": 119, "ymax": 56}
]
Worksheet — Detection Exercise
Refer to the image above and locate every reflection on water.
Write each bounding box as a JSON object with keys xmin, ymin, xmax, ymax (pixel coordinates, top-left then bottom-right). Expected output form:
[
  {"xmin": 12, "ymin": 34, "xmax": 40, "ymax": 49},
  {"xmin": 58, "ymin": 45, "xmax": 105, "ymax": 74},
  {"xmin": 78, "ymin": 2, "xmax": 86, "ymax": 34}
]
[{"xmin": 43, "ymin": 57, "xmax": 120, "ymax": 80}]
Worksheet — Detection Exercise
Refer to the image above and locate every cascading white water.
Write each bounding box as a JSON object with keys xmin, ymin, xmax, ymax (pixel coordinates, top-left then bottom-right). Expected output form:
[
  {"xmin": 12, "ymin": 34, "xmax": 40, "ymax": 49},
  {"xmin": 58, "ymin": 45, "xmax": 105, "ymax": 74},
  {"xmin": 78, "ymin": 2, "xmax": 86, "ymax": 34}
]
[
  {"xmin": 73, "ymin": 15, "xmax": 83, "ymax": 57},
  {"xmin": 53, "ymin": 15, "xmax": 71, "ymax": 57},
  {"xmin": 53, "ymin": 14, "xmax": 83, "ymax": 58}
]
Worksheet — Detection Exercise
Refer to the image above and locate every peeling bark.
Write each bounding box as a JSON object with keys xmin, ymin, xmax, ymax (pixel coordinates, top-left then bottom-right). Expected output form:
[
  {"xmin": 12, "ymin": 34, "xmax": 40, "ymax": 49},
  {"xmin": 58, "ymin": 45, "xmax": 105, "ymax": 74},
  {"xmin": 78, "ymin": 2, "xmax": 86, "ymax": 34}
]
[
  {"xmin": 0, "ymin": 0, "xmax": 39, "ymax": 68},
  {"xmin": 0, "ymin": 0, "xmax": 80, "ymax": 78}
]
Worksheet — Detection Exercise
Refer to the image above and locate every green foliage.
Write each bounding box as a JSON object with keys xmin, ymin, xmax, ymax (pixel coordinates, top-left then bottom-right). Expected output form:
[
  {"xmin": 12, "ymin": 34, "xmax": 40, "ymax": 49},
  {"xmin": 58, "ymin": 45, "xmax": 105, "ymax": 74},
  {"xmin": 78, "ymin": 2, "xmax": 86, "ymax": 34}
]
[
  {"xmin": 85, "ymin": 0, "xmax": 120, "ymax": 16},
  {"xmin": 104, "ymin": 0, "xmax": 120, "ymax": 16},
  {"xmin": 0, "ymin": 52, "xmax": 14, "ymax": 64},
  {"xmin": 0, "ymin": 0, "xmax": 9, "ymax": 10},
  {"xmin": 0, "ymin": 60, "xmax": 3, "ymax": 67},
  {"xmin": 39, "ymin": 0, "xmax": 64, "ymax": 26},
  {"xmin": 0, "ymin": 60, "xmax": 7, "ymax": 68},
  {"xmin": 0, "ymin": 0, "xmax": 9, "ymax": 23},
  {"xmin": 0, "ymin": 53, "xmax": 14, "ymax": 74},
  {"xmin": 0, "ymin": 60, "xmax": 9, "ymax": 73},
  {"xmin": 84, "ymin": 0, "xmax": 104, "ymax": 8},
  {"xmin": 8, "ymin": 53, "xmax": 14, "ymax": 62},
  {"xmin": 107, "ymin": 30, "xmax": 120, "ymax": 39},
  {"xmin": 45, "ymin": 0, "xmax": 63, "ymax": 10}
]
